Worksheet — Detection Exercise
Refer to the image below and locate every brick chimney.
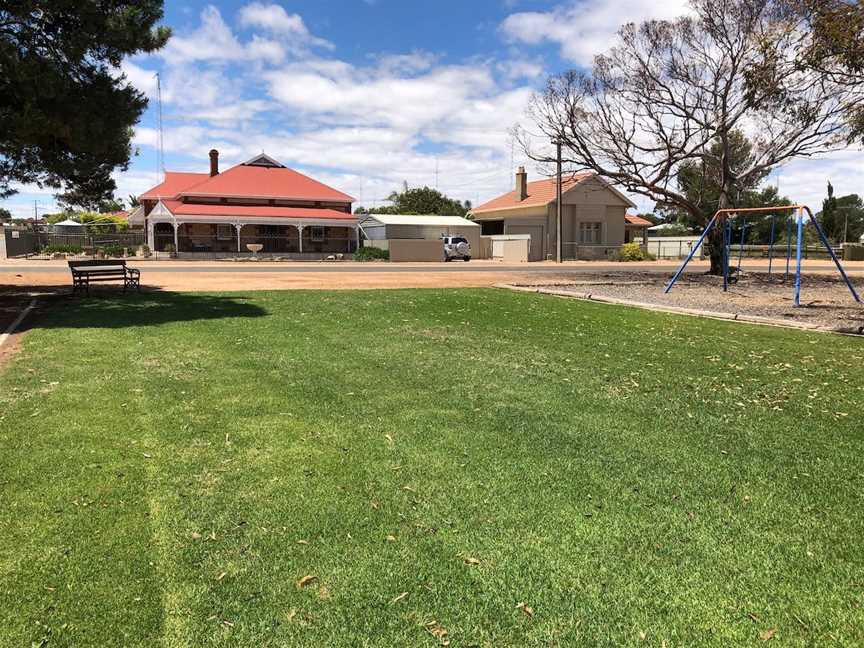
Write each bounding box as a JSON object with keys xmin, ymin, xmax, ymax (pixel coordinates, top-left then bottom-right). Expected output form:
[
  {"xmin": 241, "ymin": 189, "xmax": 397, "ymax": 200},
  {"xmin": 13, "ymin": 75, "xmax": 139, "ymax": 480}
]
[
  {"xmin": 515, "ymin": 166, "xmax": 527, "ymax": 201},
  {"xmin": 209, "ymin": 149, "xmax": 219, "ymax": 176}
]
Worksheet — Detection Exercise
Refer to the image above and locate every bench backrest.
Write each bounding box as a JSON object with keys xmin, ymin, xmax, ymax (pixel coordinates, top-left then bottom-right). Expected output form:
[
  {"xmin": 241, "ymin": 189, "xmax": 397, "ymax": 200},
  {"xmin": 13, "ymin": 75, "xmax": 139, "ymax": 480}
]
[{"xmin": 68, "ymin": 259, "xmax": 127, "ymax": 269}]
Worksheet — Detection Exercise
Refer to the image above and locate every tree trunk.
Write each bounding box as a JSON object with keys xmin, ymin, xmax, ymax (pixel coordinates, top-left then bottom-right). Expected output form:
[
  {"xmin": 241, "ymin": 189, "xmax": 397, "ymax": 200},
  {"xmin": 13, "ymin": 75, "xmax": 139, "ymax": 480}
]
[{"xmin": 707, "ymin": 226, "xmax": 725, "ymax": 275}]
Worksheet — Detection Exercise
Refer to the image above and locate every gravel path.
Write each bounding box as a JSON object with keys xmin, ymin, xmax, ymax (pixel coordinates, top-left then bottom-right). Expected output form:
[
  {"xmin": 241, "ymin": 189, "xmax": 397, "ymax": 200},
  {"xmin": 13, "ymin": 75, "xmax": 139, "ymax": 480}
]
[{"xmin": 524, "ymin": 271, "xmax": 864, "ymax": 333}]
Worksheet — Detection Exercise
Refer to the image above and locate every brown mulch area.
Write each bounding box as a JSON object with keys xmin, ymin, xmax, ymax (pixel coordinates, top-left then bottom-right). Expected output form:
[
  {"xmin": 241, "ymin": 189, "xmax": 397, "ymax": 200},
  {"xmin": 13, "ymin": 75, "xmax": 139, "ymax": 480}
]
[{"xmin": 522, "ymin": 271, "xmax": 864, "ymax": 333}]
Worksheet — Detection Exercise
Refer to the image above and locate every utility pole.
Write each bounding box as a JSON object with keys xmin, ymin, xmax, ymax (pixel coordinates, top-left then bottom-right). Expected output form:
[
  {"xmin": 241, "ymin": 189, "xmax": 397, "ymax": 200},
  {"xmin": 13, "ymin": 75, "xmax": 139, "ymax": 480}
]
[
  {"xmin": 843, "ymin": 207, "xmax": 849, "ymax": 244},
  {"xmin": 553, "ymin": 139, "xmax": 563, "ymax": 263}
]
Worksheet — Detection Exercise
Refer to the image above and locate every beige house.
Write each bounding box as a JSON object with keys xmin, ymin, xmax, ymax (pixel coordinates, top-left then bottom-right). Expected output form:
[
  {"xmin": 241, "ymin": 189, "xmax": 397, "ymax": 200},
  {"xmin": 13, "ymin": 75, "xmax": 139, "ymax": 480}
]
[{"xmin": 470, "ymin": 167, "xmax": 636, "ymax": 261}]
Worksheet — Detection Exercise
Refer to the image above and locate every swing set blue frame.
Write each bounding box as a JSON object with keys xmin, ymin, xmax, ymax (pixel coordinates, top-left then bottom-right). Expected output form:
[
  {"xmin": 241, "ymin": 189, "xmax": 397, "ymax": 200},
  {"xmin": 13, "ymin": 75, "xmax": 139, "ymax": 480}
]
[{"xmin": 664, "ymin": 205, "xmax": 861, "ymax": 307}]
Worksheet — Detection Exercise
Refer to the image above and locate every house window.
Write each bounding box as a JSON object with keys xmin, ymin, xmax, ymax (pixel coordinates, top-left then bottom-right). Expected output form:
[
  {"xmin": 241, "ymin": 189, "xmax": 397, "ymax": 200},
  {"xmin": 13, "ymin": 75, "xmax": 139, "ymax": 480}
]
[
  {"xmin": 310, "ymin": 226, "xmax": 326, "ymax": 242},
  {"xmin": 216, "ymin": 224, "xmax": 234, "ymax": 240},
  {"xmin": 579, "ymin": 222, "xmax": 602, "ymax": 245}
]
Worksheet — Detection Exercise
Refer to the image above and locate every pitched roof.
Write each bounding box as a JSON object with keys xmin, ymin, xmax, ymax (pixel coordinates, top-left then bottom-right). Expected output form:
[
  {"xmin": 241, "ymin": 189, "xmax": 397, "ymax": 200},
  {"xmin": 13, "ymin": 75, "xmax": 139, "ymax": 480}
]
[
  {"xmin": 471, "ymin": 172, "xmax": 594, "ymax": 213},
  {"xmin": 139, "ymin": 172, "xmax": 210, "ymax": 200},
  {"xmin": 161, "ymin": 200, "xmax": 355, "ymax": 221},
  {"xmin": 625, "ymin": 214, "xmax": 653, "ymax": 227},
  {"xmin": 177, "ymin": 163, "xmax": 354, "ymax": 203}
]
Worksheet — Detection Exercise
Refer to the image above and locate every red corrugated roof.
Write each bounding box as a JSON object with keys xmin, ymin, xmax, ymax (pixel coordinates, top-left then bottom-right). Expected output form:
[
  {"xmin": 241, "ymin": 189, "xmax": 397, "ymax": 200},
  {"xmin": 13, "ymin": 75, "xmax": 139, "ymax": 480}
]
[
  {"xmin": 161, "ymin": 200, "xmax": 356, "ymax": 221},
  {"xmin": 178, "ymin": 164, "xmax": 354, "ymax": 202},
  {"xmin": 139, "ymin": 172, "xmax": 210, "ymax": 200},
  {"xmin": 625, "ymin": 214, "xmax": 653, "ymax": 227},
  {"xmin": 471, "ymin": 172, "xmax": 594, "ymax": 214}
]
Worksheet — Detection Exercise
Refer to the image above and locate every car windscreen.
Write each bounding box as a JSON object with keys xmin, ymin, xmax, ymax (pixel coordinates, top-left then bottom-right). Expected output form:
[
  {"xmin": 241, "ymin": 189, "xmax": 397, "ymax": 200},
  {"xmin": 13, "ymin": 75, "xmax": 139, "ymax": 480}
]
[{"xmin": 451, "ymin": 237, "xmax": 468, "ymax": 244}]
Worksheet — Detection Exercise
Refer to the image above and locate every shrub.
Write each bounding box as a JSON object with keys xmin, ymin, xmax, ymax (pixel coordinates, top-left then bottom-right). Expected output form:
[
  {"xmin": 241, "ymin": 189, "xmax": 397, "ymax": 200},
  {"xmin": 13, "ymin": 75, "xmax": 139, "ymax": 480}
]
[
  {"xmin": 41, "ymin": 244, "xmax": 84, "ymax": 255},
  {"xmin": 164, "ymin": 243, "xmax": 176, "ymax": 255},
  {"xmin": 354, "ymin": 246, "xmax": 389, "ymax": 261},
  {"xmin": 615, "ymin": 243, "xmax": 656, "ymax": 262},
  {"xmin": 139, "ymin": 244, "xmax": 151, "ymax": 257},
  {"xmin": 99, "ymin": 244, "xmax": 127, "ymax": 258}
]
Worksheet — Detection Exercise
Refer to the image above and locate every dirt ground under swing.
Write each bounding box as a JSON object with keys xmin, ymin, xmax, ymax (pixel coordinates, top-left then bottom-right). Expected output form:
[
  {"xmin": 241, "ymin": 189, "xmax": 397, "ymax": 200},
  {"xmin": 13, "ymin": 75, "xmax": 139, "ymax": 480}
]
[{"xmin": 520, "ymin": 272, "xmax": 864, "ymax": 333}]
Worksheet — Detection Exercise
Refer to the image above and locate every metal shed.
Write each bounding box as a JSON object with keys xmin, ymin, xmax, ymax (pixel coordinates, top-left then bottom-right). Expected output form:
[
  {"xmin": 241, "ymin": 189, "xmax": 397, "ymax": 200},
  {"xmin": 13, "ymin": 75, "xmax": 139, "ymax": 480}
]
[{"xmin": 359, "ymin": 214, "xmax": 480, "ymax": 251}]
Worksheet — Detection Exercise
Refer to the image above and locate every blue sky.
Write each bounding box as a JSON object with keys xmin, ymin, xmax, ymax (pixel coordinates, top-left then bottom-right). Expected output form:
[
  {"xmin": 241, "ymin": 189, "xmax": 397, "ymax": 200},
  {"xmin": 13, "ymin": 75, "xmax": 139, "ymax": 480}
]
[{"xmin": 3, "ymin": 0, "xmax": 862, "ymax": 218}]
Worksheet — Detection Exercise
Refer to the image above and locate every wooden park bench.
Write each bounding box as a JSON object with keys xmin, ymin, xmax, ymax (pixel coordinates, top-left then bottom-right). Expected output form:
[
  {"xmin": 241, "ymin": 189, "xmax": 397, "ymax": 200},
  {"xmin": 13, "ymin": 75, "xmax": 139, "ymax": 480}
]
[{"xmin": 68, "ymin": 260, "xmax": 141, "ymax": 295}]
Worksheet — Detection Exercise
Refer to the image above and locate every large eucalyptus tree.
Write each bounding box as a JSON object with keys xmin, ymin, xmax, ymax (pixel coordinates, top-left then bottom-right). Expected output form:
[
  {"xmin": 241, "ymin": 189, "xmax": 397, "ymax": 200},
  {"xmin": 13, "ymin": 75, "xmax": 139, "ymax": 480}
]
[{"xmin": 521, "ymin": 0, "xmax": 863, "ymax": 271}]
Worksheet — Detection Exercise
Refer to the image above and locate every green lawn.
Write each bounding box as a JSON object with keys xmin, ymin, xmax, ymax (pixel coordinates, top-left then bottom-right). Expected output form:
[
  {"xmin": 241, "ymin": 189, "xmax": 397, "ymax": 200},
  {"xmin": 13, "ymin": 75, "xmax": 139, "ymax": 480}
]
[{"xmin": 1, "ymin": 290, "xmax": 862, "ymax": 647}]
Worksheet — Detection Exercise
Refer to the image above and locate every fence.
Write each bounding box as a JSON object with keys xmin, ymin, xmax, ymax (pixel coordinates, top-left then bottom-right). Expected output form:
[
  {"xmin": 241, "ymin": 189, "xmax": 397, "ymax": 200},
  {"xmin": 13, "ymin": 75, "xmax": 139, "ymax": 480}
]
[
  {"xmin": 37, "ymin": 231, "xmax": 146, "ymax": 252},
  {"xmin": 561, "ymin": 243, "xmax": 621, "ymax": 260},
  {"xmin": 638, "ymin": 237, "xmax": 702, "ymax": 259}
]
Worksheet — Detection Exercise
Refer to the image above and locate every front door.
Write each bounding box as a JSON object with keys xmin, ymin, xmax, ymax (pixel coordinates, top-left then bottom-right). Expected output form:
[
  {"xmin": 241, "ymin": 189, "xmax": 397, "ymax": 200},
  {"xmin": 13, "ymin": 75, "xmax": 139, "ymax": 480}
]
[{"xmin": 507, "ymin": 225, "xmax": 544, "ymax": 261}]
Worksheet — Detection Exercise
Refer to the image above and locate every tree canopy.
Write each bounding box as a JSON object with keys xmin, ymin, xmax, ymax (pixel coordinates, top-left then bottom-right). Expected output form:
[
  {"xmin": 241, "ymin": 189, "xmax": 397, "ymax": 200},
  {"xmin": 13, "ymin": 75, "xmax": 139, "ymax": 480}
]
[
  {"xmin": 522, "ymin": 0, "xmax": 862, "ymax": 271},
  {"xmin": 818, "ymin": 183, "xmax": 864, "ymax": 243},
  {"xmin": 656, "ymin": 131, "xmax": 791, "ymax": 240},
  {"xmin": 356, "ymin": 186, "xmax": 470, "ymax": 217},
  {"xmin": 0, "ymin": 1, "xmax": 170, "ymax": 205},
  {"xmin": 797, "ymin": 0, "xmax": 864, "ymax": 142}
]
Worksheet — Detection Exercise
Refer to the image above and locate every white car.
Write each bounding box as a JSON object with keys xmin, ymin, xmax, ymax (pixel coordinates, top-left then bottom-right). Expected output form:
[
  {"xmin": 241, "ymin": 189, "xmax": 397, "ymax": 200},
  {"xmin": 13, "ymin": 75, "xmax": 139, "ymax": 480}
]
[{"xmin": 443, "ymin": 236, "xmax": 471, "ymax": 262}]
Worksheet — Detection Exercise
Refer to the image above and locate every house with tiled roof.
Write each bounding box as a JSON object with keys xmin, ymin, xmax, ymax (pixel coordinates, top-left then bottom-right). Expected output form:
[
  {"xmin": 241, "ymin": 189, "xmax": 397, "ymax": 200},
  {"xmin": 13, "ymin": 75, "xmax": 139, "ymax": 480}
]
[
  {"xmin": 470, "ymin": 167, "xmax": 636, "ymax": 261},
  {"xmin": 132, "ymin": 150, "xmax": 357, "ymax": 256}
]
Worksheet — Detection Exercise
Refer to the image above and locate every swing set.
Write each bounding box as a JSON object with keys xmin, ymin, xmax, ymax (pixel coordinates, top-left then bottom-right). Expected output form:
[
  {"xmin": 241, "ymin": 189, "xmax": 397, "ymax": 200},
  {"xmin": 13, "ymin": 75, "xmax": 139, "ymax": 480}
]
[{"xmin": 664, "ymin": 205, "xmax": 861, "ymax": 307}]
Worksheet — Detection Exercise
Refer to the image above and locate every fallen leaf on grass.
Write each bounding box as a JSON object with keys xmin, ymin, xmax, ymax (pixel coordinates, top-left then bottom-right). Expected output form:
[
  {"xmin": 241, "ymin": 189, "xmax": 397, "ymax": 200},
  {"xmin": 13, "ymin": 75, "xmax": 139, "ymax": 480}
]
[
  {"xmin": 515, "ymin": 602, "xmax": 534, "ymax": 617},
  {"xmin": 216, "ymin": 572, "xmax": 227, "ymax": 581},
  {"xmin": 385, "ymin": 535, "xmax": 397, "ymax": 542},
  {"xmin": 384, "ymin": 434, "xmax": 394, "ymax": 444},
  {"xmin": 296, "ymin": 575, "xmax": 318, "ymax": 588},
  {"xmin": 191, "ymin": 532, "xmax": 202, "ymax": 540},
  {"xmin": 296, "ymin": 539, "xmax": 309, "ymax": 545},
  {"xmin": 391, "ymin": 591, "xmax": 408, "ymax": 604},
  {"xmin": 463, "ymin": 557, "xmax": 481, "ymax": 566},
  {"xmin": 425, "ymin": 620, "xmax": 449, "ymax": 645},
  {"xmin": 760, "ymin": 628, "xmax": 777, "ymax": 641}
]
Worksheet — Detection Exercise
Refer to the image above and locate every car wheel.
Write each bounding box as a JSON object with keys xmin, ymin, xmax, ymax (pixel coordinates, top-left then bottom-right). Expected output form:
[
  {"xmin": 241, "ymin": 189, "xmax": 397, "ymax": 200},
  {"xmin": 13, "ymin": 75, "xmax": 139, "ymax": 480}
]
[{"xmin": 463, "ymin": 256, "xmax": 471, "ymax": 262}]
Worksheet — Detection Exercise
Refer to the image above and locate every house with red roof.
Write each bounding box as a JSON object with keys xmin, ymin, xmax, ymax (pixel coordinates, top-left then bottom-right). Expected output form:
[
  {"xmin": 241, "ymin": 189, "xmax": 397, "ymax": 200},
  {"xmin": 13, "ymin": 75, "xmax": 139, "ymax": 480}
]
[
  {"xmin": 470, "ymin": 167, "xmax": 636, "ymax": 261},
  {"xmin": 133, "ymin": 150, "xmax": 357, "ymax": 256}
]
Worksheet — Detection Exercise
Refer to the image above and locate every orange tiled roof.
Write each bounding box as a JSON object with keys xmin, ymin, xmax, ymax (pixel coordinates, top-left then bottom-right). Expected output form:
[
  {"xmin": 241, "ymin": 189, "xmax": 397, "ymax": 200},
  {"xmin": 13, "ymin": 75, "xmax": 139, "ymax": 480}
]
[
  {"xmin": 178, "ymin": 163, "xmax": 354, "ymax": 203},
  {"xmin": 625, "ymin": 214, "xmax": 653, "ymax": 227},
  {"xmin": 472, "ymin": 172, "xmax": 594, "ymax": 213},
  {"xmin": 139, "ymin": 172, "xmax": 210, "ymax": 200},
  {"xmin": 161, "ymin": 200, "xmax": 355, "ymax": 221}
]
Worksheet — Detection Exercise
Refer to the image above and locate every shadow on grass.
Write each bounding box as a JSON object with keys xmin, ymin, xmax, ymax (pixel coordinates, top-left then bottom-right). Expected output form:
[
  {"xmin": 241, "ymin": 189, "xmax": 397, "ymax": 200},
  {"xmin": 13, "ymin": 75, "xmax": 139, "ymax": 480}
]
[{"xmin": 13, "ymin": 288, "xmax": 269, "ymax": 331}]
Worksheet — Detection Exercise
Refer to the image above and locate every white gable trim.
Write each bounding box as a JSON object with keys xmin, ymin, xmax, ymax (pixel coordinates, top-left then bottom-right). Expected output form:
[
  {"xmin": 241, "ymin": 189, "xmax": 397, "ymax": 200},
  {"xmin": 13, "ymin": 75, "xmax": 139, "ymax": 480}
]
[{"xmin": 242, "ymin": 153, "xmax": 285, "ymax": 168}]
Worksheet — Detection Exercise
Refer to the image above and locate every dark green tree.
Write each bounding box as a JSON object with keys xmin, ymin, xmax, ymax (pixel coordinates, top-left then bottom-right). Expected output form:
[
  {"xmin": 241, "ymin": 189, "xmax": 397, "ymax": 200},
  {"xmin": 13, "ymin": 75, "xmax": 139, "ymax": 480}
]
[
  {"xmin": 655, "ymin": 132, "xmax": 790, "ymax": 244},
  {"xmin": 367, "ymin": 186, "xmax": 470, "ymax": 216},
  {"xmin": 97, "ymin": 198, "xmax": 125, "ymax": 213},
  {"xmin": 0, "ymin": 206, "xmax": 11, "ymax": 222},
  {"xmin": 817, "ymin": 184, "xmax": 864, "ymax": 243},
  {"xmin": 0, "ymin": 1, "xmax": 170, "ymax": 204}
]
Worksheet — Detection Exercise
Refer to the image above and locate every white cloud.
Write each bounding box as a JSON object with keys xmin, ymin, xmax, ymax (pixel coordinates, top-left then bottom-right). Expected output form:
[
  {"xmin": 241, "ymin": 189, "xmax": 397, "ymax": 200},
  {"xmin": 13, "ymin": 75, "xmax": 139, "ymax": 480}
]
[
  {"xmin": 238, "ymin": 2, "xmax": 333, "ymax": 50},
  {"xmin": 161, "ymin": 6, "xmax": 246, "ymax": 63},
  {"xmin": 119, "ymin": 60, "xmax": 158, "ymax": 95},
  {"xmin": 497, "ymin": 58, "xmax": 545, "ymax": 81},
  {"xmin": 500, "ymin": 0, "xmax": 691, "ymax": 65},
  {"xmin": 263, "ymin": 62, "xmax": 501, "ymax": 133},
  {"xmin": 159, "ymin": 5, "xmax": 294, "ymax": 64}
]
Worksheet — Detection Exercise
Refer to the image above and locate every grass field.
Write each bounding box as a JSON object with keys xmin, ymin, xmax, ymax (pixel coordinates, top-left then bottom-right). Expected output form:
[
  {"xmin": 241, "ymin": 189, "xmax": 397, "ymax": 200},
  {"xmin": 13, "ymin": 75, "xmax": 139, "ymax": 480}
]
[{"xmin": 1, "ymin": 289, "xmax": 862, "ymax": 647}]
